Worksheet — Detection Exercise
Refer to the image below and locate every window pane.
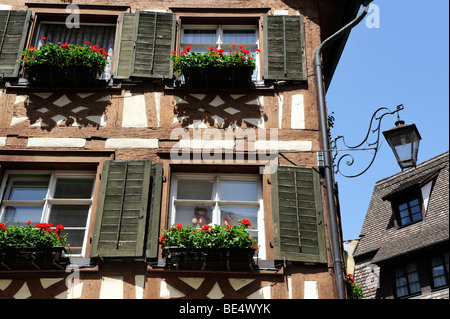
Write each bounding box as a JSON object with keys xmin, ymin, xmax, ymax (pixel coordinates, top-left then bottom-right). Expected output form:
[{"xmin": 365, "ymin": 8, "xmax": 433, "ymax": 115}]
[
  {"xmin": 174, "ymin": 205, "xmax": 213, "ymax": 229},
  {"xmin": 433, "ymin": 275, "xmax": 447, "ymax": 288},
  {"xmin": 409, "ymin": 282, "xmax": 421, "ymax": 294},
  {"xmin": 54, "ymin": 178, "xmax": 94, "ymax": 199},
  {"xmin": 398, "ymin": 203, "xmax": 408, "ymax": 211},
  {"xmin": 183, "ymin": 29, "xmax": 216, "ymax": 44},
  {"xmin": 407, "ymin": 271, "xmax": 419, "ymax": 284},
  {"xmin": 220, "ymin": 206, "xmax": 258, "ymax": 229},
  {"xmin": 2, "ymin": 206, "xmax": 42, "ymax": 225},
  {"xmin": 410, "ymin": 199, "xmax": 420, "ymax": 206},
  {"xmin": 410, "ymin": 205, "xmax": 421, "ymax": 214},
  {"xmin": 396, "ymin": 286, "xmax": 408, "ymax": 298},
  {"xmin": 399, "ymin": 209, "xmax": 409, "ymax": 218},
  {"xmin": 177, "ymin": 179, "xmax": 214, "ymax": 200},
  {"xmin": 220, "ymin": 180, "xmax": 257, "ymax": 201},
  {"xmin": 9, "ymin": 182, "xmax": 48, "ymax": 201},
  {"xmin": 400, "ymin": 216, "xmax": 411, "ymax": 226},
  {"xmin": 432, "ymin": 256, "xmax": 448, "ymax": 287},
  {"xmin": 63, "ymin": 229, "xmax": 86, "ymax": 255},
  {"xmin": 395, "ymin": 276, "xmax": 407, "ymax": 288},
  {"xmin": 432, "ymin": 263, "xmax": 445, "ymax": 278},
  {"xmin": 49, "ymin": 205, "xmax": 90, "ymax": 227},
  {"xmin": 411, "ymin": 211, "xmax": 422, "ymax": 222},
  {"xmin": 222, "ymin": 30, "xmax": 256, "ymax": 44}
]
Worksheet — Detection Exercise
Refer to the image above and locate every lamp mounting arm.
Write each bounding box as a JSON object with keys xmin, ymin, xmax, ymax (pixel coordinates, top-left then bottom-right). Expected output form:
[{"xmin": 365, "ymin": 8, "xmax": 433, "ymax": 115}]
[{"xmin": 332, "ymin": 104, "xmax": 404, "ymax": 178}]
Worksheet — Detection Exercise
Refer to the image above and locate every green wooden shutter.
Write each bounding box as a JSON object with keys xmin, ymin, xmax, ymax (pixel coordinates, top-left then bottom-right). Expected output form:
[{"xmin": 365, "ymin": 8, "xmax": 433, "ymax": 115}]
[
  {"xmin": 262, "ymin": 14, "xmax": 307, "ymax": 81},
  {"xmin": 145, "ymin": 163, "xmax": 163, "ymax": 259},
  {"xmin": 114, "ymin": 11, "xmax": 175, "ymax": 79},
  {"xmin": 113, "ymin": 13, "xmax": 136, "ymax": 79},
  {"xmin": 0, "ymin": 10, "xmax": 31, "ymax": 78},
  {"xmin": 272, "ymin": 166, "xmax": 326, "ymax": 263},
  {"xmin": 91, "ymin": 160, "xmax": 153, "ymax": 258},
  {"xmin": 131, "ymin": 11, "xmax": 176, "ymax": 79}
]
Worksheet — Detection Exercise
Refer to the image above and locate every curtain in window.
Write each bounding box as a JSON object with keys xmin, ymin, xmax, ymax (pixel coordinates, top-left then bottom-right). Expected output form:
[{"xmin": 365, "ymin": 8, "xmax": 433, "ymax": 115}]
[
  {"xmin": 183, "ymin": 29, "xmax": 216, "ymax": 44},
  {"xmin": 394, "ymin": 267, "xmax": 408, "ymax": 297},
  {"xmin": 395, "ymin": 263, "xmax": 421, "ymax": 297},
  {"xmin": 222, "ymin": 30, "xmax": 256, "ymax": 44},
  {"xmin": 432, "ymin": 253, "xmax": 449, "ymax": 288},
  {"xmin": 406, "ymin": 263, "xmax": 421, "ymax": 294},
  {"xmin": 35, "ymin": 24, "xmax": 116, "ymax": 79}
]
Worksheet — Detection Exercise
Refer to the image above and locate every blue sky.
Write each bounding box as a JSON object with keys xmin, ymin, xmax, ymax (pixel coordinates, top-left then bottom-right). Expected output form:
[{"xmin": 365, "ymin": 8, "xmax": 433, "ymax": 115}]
[{"xmin": 326, "ymin": 0, "xmax": 449, "ymax": 240}]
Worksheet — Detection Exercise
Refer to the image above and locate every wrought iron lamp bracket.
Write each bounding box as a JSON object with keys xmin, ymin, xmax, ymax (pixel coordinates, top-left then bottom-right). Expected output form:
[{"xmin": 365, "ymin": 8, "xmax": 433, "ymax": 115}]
[{"xmin": 331, "ymin": 104, "xmax": 404, "ymax": 178}]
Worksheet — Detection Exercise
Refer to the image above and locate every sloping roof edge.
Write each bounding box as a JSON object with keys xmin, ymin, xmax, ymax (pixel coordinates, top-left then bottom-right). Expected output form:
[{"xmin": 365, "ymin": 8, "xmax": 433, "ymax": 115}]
[{"xmin": 323, "ymin": 0, "xmax": 369, "ymax": 90}]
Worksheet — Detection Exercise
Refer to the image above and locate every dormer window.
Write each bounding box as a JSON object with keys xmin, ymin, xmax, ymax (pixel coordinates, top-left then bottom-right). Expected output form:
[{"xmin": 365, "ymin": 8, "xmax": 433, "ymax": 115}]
[
  {"xmin": 383, "ymin": 173, "xmax": 437, "ymax": 228},
  {"xmin": 394, "ymin": 193, "xmax": 423, "ymax": 226}
]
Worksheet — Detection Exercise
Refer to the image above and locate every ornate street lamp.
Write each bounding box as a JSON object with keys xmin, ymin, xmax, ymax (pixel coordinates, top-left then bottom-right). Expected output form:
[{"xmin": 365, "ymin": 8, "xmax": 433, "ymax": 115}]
[
  {"xmin": 382, "ymin": 118, "xmax": 422, "ymax": 170},
  {"xmin": 331, "ymin": 104, "xmax": 422, "ymax": 177}
]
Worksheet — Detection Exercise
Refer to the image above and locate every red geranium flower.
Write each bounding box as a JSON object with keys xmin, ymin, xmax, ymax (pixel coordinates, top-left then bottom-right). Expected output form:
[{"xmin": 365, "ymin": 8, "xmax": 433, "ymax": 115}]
[
  {"xmin": 202, "ymin": 225, "xmax": 211, "ymax": 231},
  {"xmin": 176, "ymin": 224, "xmax": 183, "ymax": 230},
  {"xmin": 241, "ymin": 219, "xmax": 252, "ymax": 227}
]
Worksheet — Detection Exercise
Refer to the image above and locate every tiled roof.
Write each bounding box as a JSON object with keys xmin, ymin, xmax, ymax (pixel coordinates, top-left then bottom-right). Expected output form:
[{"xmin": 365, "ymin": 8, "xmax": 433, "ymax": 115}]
[{"xmin": 353, "ymin": 151, "xmax": 449, "ymax": 262}]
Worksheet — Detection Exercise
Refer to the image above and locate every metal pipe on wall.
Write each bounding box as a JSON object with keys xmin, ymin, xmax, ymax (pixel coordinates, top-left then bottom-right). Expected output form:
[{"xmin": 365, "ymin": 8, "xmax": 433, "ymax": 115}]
[{"xmin": 314, "ymin": 1, "xmax": 372, "ymax": 299}]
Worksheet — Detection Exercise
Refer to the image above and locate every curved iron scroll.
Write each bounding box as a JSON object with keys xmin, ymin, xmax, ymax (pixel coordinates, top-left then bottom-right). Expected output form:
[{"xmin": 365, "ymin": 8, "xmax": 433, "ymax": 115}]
[{"xmin": 331, "ymin": 104, "xmax": 404, "ymax": 178}]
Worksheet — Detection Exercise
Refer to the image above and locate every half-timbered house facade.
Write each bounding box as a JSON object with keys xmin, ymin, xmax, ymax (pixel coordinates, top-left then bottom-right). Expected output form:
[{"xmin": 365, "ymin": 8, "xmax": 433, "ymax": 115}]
[{"xmin": 0, "ymin": 0, "xmax": 365, "ymax": 299}]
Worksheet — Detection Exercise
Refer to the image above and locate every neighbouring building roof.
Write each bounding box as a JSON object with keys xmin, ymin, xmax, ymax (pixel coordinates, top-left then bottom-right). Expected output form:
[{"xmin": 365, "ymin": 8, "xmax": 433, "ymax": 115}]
[{"xmin": 353, "ymin": 151, "xmax": 449, "ymax": 263}]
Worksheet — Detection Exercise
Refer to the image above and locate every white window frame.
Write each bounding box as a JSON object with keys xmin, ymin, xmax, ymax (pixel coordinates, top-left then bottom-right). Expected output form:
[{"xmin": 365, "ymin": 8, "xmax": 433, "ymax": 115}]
[
  {"xmin": 169, "ymin": 173, "xmax": 266, "ymax": 259},
  {"xmin": 180, "ymin": 24, "xmax": 262, "ymax": 81},
  {"xmin": 0, "ymin": 170, "xmax": 95, "ymax": 257}
]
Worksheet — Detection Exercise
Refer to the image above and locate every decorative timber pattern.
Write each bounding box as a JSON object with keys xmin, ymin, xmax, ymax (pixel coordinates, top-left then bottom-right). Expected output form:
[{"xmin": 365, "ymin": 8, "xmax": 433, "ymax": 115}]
[
  {"xmin": 0, "ymin": 278, "xmax": 73, "ymax": 299},
  {"xmin": 11, "ymin": 92, "xmax": 110, "ymax": 129},
  {"xmin": 0, "ymin": 276, "xmax": 276, "ymax": 299},
  {"xmin": 174, "ymin": 94, "xmax": 266, "ymax": 129},
  {"xmin": 161, "ymin": 277, "xmax": 272, "ymax": 299}
]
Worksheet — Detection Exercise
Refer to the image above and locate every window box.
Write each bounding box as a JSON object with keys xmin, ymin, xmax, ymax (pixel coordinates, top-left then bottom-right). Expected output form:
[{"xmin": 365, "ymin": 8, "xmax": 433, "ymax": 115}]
[
  {"xmin": 182, "ymin": 66, "xmax": 254, "ymax": 88},
  {"xmin": 163, "ymin": 246, "xmax": 256, "ymax": 271},
  {"xmin": 24, "ymin": 65, "xmax": 105, "ymax": 87},
  {"xmin": 0, "ymin": 246, "xmax": 69, "ymax": 270}
]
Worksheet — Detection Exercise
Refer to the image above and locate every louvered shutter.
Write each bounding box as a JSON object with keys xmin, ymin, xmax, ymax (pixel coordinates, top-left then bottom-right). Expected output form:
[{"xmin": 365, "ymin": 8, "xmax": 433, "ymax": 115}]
[
  {"xmin": 90, "ymin": 160, "xmax": 162, "ymax": 258},
  {"xmin": 131, "ymin": 11, "xmax": 175, "ymax": 78},
  {"xmin": 262, "ymin": 14, "xmax": 307, "ymax": 81},
  {"xmin": 145, "ymin": 162, "xmax": 163, "ymax": 259},
  {"xmin": 271, "ymin": 166, "xmax": 326, "ymax": 263},
  {"xmin": 112, "ymin": 13, "xmax": 136, "ymax": 79},
  {"xmin": 114, "ymin": 11, "xmax": 175, "ymax": 79},
  {"xmin": 0, "ymin": 10, "xmax": 31, "ymax": 78}
]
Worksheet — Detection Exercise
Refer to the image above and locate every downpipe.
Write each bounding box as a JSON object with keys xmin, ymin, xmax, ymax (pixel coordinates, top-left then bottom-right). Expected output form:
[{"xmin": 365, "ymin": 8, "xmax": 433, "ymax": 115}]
[{"xmin": 314, "ymin": 1, "xmax": 372, "ymax": 299}]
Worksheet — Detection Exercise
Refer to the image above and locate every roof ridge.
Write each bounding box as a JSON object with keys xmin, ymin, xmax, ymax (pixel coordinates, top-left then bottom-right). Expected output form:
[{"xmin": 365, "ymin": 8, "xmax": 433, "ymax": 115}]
[{"xmin": 375, "ymin": 151, "xmax": 449, "ymax": 186}]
